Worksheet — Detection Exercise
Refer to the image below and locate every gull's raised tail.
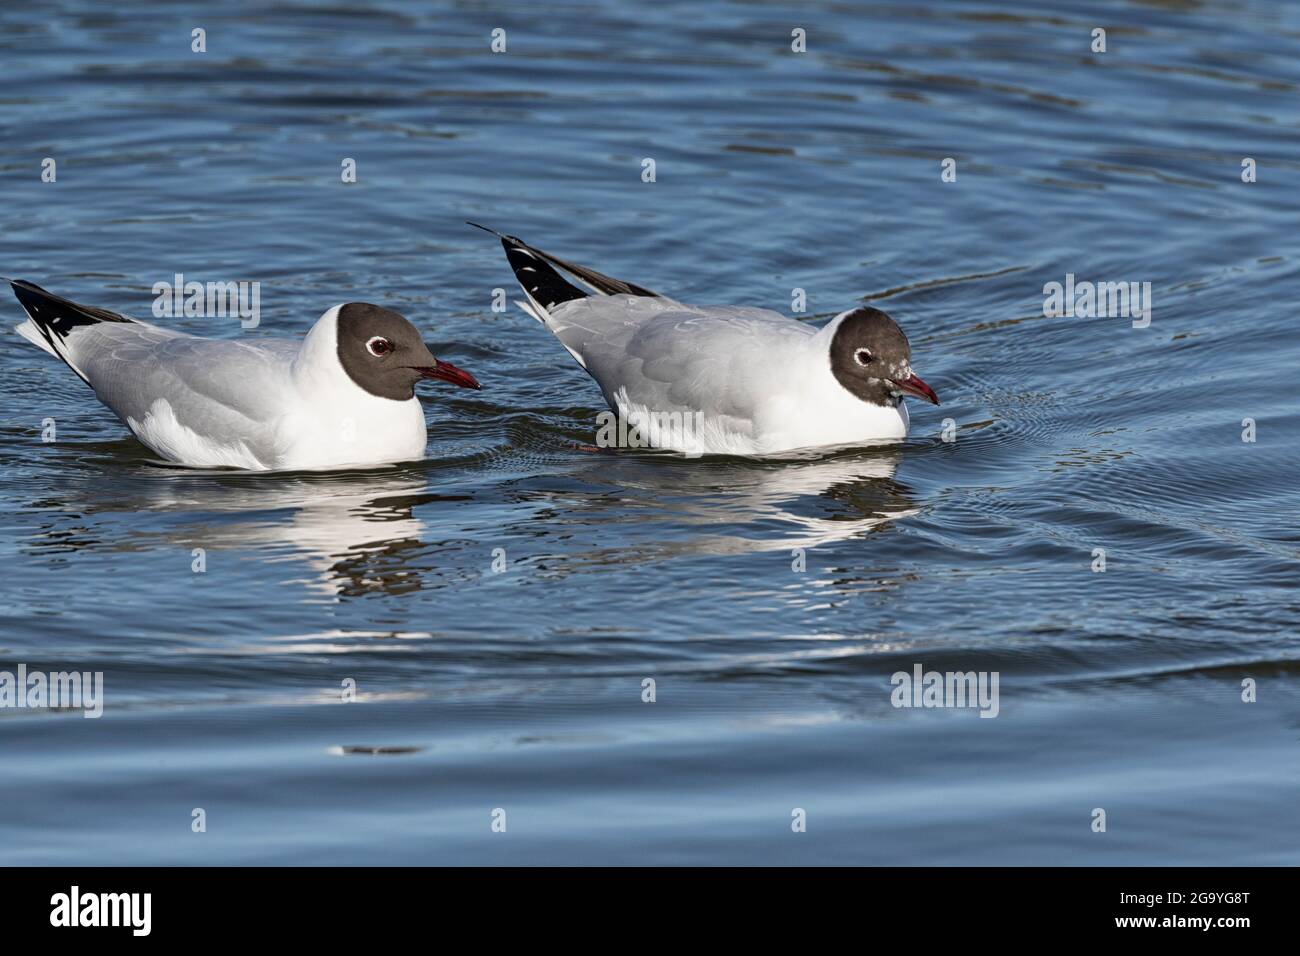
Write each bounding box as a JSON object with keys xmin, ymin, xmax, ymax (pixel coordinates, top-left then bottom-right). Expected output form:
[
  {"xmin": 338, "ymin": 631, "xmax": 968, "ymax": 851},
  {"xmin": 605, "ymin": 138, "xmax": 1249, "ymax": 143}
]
[
  {"xmin": 11, "ymin": 279, "xmax": 136, "ymax": 384},
  {"xmin": 465, "ymin": 221, "xmax": 659, "ymax": 321}
]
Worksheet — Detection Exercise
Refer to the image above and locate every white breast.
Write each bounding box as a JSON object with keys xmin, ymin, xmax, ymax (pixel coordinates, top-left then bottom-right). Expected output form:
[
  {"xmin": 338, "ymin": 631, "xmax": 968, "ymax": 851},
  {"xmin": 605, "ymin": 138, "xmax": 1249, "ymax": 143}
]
[
  {"xmin": 274, "ymin": 391, "xmax": 427, "ymax": 470},
  {"xmin": 751, "ymin": 362, "xmax": 910, "ymax": 454},
  {"xmin": 275, "ymin": 307, "xmax": 428, "ymax": 470}
]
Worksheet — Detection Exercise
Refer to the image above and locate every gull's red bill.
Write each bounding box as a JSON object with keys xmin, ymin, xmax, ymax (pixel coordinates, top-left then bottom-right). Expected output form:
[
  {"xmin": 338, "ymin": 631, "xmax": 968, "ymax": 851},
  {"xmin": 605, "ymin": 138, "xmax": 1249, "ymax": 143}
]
[
  {"xmin": 891, "ymin": 373, "xmax": 939, "ymax": 405},
  {"xmin": 417, "ymin": 359, "xmax": 481, "ymax": 390}
]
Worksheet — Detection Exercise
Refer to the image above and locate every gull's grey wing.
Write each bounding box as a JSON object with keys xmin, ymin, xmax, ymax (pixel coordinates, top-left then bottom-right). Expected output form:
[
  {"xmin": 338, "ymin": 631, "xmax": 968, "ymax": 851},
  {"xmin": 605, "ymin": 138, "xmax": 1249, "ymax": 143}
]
[
  {"xmin": 80, "ymin": 328, "xmax": 300, "ymax": 467},
  {"xmin": 548, "ymin": 296, "xmax": 816, "ymax": 429},
  {"xmin": 12, "ymin": 280, "xmax": 299, "ymax": 462},
  {"xmin": 72, "ymin": 324, "xmax": 299, "ymax": 432}
]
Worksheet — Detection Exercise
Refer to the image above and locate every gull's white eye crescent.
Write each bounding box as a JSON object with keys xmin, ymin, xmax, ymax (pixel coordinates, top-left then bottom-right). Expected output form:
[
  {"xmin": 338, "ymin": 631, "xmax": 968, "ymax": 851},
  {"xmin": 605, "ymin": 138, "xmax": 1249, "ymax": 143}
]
[
  {"xmin": 854, "ymin": 348, "xmax": 873, "ymax": 366},
  {"xmin": 366, "ymin": 336, "xmax": 392, "ymax": 357}
]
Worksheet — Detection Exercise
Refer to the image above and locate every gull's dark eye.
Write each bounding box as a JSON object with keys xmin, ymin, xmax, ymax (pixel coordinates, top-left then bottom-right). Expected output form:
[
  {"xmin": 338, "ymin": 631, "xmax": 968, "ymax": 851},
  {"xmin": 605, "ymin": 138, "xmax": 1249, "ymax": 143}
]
[
  {"xmin": 366, "ymin": 336, "xmax": 392, "ymax": 357},
  {"xmin": 854, "ymin": 348, "xmax": 873, "ymax": 366}
]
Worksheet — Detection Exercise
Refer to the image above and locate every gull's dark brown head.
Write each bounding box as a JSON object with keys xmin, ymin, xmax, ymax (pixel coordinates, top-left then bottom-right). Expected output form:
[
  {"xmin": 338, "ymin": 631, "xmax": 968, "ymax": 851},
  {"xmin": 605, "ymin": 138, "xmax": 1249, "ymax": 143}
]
[
  {"xmin": 334, "ymin": 302, "xmax": 480, "ymax": 401},
  {"xmin": 828, "ymin": 307, "xmax": 938, "ymax": 408}
]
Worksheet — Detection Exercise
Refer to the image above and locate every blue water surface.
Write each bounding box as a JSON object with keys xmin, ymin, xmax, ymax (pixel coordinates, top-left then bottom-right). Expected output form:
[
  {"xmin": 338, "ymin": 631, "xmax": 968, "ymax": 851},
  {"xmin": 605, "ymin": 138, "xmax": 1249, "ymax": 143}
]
[{"xmin": 1, "ymin": 0, "xmax": 1298, "ymax": 864}]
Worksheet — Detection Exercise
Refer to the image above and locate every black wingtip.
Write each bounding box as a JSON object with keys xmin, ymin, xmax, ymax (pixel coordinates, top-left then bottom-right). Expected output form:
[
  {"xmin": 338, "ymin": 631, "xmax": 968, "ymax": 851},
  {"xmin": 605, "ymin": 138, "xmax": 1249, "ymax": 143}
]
[
  {"xmin": 11, "ymin": 278, "xmax": 52, "ymax": 296},
  {"xmin": 10, "ymin": 279, "xmax": 58, "ymax": 312},
  {"xmin": 503, "ymin": 243, "xmax": 587, "ymax": 310},
  {"xmin": 10, "ymin": 280, "xmax": 133, "ymax": 330},
  {"xmin": 467, "ymin": 221, "xmax": 586, "ymax": 309},
  {"xmin": 469, "ymin": 224, "xmax": 660, "ymax": 302}
]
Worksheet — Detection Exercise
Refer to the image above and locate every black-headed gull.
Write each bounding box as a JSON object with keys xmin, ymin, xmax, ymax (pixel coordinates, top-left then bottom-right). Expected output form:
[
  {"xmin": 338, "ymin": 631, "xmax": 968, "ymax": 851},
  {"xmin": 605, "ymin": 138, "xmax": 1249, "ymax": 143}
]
[
  {"xmin": 10, "ymin": 280, "xmax": 480, "ymax": 471},
  {"xmin": 471, "ymin": 224, "xmax": 938, "ymax": 456}
]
